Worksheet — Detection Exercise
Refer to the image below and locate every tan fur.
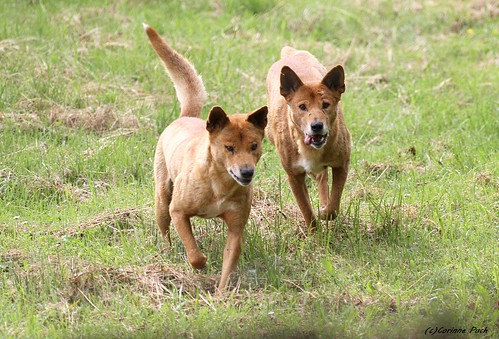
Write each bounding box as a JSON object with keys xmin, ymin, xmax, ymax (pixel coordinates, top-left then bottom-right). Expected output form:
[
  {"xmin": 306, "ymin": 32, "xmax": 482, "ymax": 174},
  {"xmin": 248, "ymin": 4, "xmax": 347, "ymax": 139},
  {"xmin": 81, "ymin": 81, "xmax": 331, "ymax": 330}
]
[
  {"xmin": 266, "ymin": 46, "xmax": 350, "ymax": 233},
  {"xmin": 144, "ymin": 24, "xmax": 268, "ymax": 293}
]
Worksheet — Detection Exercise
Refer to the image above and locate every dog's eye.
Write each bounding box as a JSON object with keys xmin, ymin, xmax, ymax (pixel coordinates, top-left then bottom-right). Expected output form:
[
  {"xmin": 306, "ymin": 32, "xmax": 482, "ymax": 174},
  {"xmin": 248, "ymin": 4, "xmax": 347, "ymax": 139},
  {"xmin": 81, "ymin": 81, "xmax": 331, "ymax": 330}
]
[
  {"xmin": 250, "ymin": 143, "xmax": 258, "ymax": 151},
  {"xmin": 298, "ymin": 104, "xmax": 307, "ymax": 111},
  {"xmin": 225, "ymin": 145, "xmax": 235, "ymax": 153},
  {"xmin": 322, "ymin": 102, "xmax": 330, "ymax": 109}
]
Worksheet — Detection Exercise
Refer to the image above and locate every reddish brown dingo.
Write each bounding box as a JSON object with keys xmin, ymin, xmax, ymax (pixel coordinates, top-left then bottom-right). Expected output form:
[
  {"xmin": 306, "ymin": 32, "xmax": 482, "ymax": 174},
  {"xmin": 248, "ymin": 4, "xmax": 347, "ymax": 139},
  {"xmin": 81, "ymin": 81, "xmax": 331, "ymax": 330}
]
[
  {"xmin": 266, "ymin": 46, "xmax": 350, "ymax": 233},
  {"xmin": 144, "ymin": 24, "xmax": 267, "ymax": 293}
]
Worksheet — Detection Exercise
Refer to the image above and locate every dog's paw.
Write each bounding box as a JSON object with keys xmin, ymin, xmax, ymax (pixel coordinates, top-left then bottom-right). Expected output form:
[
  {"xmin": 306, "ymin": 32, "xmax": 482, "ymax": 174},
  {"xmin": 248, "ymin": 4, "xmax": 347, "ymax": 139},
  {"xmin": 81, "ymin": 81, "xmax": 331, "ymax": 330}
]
[
  {"xmin": 319, "ymin": 206, "xmax": 338, "ymax": 220},
  {"xmin": 188, "ymin": 253, "xmax": 207, "ymax": 269}
]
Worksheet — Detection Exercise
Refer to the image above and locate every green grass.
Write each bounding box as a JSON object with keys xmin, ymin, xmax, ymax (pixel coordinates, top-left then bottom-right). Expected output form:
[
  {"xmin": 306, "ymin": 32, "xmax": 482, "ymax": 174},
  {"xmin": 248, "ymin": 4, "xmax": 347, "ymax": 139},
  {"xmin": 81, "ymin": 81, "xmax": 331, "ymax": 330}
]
[{"xmin": 1, "ymin": 0, "xmax": 498, "ymax": 337}]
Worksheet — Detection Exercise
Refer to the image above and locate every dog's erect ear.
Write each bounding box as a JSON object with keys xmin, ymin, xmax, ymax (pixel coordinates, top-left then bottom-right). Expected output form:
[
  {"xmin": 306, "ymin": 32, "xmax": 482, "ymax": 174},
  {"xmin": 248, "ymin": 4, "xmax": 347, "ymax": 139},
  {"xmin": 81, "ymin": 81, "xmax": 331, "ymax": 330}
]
[
  {"xmin": 206, "ymin": 106, "xmax": 229, "ymax": 133},
  {"xmin": 280, "ymin": 66, "xmax": 304, "ymax": 98},
  {"xmin": 247, "ymin": 106, "xmax": 268, "ymax": 130},
  {"xmin": 322, "ymin": 65, "xmax": 345, "ymax": 94}
]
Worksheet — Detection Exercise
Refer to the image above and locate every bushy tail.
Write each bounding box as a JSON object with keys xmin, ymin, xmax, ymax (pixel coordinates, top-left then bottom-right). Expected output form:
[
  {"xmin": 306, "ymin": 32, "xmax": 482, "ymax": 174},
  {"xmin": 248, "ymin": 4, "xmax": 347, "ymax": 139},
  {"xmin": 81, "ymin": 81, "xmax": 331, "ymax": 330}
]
[
  {"xmin": 143, "ymin": 23, "xmax": 207, "ymax": 118},
  {"xmin": 280, "ymin": 46, "xmax": 298, "ymax": 58}
]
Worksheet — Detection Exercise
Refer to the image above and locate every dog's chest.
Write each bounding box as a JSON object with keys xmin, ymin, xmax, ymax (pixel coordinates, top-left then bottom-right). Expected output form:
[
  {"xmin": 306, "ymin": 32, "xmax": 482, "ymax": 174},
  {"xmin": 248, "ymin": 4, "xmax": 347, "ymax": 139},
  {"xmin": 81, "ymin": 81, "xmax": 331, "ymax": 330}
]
[
  {"xmin": 294, "ymin": 158, "xmax": 326, "ymax": 175},
  {"xmin": 197, "ymin": 197, "xmax": 237, "ymax": 218},
  {"xmin": 294, "ymin": 142, "xmax": 327, "ymax": 174}
]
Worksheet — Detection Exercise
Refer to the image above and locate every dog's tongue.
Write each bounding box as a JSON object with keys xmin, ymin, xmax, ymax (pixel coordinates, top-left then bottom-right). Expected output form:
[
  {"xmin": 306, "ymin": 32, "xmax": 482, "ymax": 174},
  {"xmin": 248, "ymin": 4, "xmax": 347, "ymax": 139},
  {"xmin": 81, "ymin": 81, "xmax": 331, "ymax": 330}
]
[{"xmin": 305, "ymin": 134, "xmax": 323, "ymax": 145}]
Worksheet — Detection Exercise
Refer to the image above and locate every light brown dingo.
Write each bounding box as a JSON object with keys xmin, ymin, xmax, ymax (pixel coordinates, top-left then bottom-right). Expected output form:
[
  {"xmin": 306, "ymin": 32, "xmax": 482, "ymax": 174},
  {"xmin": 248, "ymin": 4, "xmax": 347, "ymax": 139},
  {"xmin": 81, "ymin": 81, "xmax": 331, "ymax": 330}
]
[
  {"xmin": 266, "ymin": 46, "xmax": 350, "ymax": 233},
  {"xmin": 144, "ymin": 24, "xmax": 267, "ymax": 293}
]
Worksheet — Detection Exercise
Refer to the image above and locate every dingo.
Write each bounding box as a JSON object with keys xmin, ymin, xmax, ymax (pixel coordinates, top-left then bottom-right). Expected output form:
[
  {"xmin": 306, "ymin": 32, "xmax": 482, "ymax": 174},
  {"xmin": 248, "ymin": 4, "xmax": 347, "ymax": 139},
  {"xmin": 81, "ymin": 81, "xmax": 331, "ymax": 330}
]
[
  {"xmin": 266, "ymin": 46, "xmax": 350, "ymax": 233},
  {"xmin": 144, "ymin": 24, "xmax": 267, "ymax": 292}
]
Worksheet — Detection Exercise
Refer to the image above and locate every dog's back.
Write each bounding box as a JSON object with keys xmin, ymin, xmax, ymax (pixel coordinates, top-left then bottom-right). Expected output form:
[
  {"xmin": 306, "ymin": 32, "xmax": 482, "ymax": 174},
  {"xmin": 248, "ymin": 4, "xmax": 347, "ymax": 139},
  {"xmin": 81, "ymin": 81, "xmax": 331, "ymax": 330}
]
[{"xmin": 144, "ymin": 24, "xmax": 206, "ymax": 118}]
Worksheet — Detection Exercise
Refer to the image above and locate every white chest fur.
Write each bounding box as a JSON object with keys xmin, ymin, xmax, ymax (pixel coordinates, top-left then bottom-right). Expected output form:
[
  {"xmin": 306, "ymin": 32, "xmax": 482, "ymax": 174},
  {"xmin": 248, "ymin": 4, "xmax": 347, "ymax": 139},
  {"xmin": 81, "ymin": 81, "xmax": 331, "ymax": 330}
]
[{"xmin": 294, "ymin": 158, "xmax": 326, "ymax": 175}]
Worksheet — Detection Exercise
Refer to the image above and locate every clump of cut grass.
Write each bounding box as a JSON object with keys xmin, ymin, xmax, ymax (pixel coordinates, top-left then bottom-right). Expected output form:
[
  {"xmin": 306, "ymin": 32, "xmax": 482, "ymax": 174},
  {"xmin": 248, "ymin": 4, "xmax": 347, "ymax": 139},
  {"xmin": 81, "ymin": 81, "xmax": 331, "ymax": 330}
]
[
  {"xmin": 66, "ymin": 262, "xmax": 218, "ymax": 307},
  {"xmin": 52, "ymin": 206, "xmax": 148, "ymax": 239},
  {"xmin": 1, "ymin": 105, "xmax": 141, "ymax": 133},
  {"xmin": 48, "ymin": 105, "xmax": 140, "ymax": 133}
]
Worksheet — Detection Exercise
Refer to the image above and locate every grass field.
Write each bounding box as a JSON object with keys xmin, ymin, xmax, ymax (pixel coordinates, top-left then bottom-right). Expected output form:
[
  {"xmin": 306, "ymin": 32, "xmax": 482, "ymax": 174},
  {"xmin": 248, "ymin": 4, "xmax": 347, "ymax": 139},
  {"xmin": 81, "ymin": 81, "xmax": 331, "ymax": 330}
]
[{"xmin": 1, "ymin": 0, "xmax": 498, "ymax": 337}]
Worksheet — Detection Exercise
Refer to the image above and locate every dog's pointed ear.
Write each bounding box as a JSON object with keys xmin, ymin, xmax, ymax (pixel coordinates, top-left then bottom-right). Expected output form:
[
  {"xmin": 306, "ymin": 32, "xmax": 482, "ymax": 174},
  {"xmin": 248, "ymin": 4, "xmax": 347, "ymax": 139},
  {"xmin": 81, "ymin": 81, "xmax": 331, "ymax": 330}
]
[
  {"xmin": 247, "ymin": 106, "xmax": 268, "ymax": 130},
  {"xmin": 280, "ymin": 66, "xmax": 303, "ymax": 98},
  {"xmin": 206, "ymin": 106, "xmax": 229, "ymax": 133},
  {"xmin": 322, "ymin": 65, "xmax": 345, "ymax": 94}
]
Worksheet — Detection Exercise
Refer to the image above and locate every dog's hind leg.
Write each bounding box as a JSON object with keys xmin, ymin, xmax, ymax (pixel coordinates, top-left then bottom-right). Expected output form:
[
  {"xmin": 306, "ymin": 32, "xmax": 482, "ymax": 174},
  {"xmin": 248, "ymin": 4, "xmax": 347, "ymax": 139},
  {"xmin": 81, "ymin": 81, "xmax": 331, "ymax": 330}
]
[
  {"xmin": 154, "ymin": 146, "xmax": 173, "ymax": 249},
  {"xmin": 155, "ymin": 179, "xmax": 173, "ymax": 249}
]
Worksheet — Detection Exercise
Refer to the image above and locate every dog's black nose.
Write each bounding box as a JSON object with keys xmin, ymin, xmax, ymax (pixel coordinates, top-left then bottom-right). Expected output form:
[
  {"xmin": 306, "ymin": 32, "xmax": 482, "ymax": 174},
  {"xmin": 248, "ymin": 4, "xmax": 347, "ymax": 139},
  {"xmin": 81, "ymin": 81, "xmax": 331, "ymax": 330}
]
[
  {"xmin": 310, "ymin": 121, "xmax": 324, "ymax": 132},
  {"xmin": 240, "ymin": 167, "xmax": 254, "ymax": 179}
]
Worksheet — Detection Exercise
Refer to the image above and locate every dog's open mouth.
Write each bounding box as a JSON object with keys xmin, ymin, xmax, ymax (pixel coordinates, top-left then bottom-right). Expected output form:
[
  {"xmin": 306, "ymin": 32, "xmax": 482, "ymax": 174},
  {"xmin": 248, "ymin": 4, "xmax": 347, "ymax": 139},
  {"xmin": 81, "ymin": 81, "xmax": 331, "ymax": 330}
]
[{"xmin": 304, "ymin": 133, "xmax": 328, "ymax": 148}]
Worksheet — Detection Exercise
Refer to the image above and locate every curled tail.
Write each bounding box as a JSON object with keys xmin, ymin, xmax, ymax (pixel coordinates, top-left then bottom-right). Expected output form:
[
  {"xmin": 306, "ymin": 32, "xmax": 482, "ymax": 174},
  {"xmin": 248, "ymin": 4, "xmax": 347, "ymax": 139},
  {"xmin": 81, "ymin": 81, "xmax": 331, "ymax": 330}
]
[
  {"xmin": 143, "ymin": 23, "xmax": 207, "ymax": 118},
  {"xmin": 280, "ymin": 46, "xmax": 298, "ymax": 58}
]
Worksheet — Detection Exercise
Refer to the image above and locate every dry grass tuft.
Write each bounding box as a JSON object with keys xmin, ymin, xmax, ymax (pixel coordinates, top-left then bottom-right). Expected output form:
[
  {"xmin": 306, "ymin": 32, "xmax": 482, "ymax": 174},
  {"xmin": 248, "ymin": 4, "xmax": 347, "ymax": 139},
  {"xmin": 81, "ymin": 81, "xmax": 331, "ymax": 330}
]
[
  {"xmin": 20, "ymin": 173, "xmax": 101, "ymax": 204},
  {"xmin": 1, "ymin": 103, "xmax": 141, "ymax": 133},
  {"xmin": 66, "ymin": 262, "xmax": 217, "ymax": 307},
  {"xmin": 469, "ymin": 0, "xmax": 499, "ymax": 20},
  {"xmin": 0, "ymin": 112, "xmax": 43, "ymax": 130},
  {"xmin": 78, "ymin": 207, "xmax": 146, "ymax": 229},
  {"xmin": 350, "ymin": 186, "xmax": 384, "ymax": 200},
  {"xmin": 363, "ymin": 160, "xmax": 401, "ymax": 178},
  {"xmin": 54, "ymin": 206, "xmax": 148, "ymax": 238},
  {"xmin": 49, "ymin": 105, "xmax": 139, "ymax": 133},
  {"xmin": 0, "ymin": 37, "xmax": 38, "ymax": 54},
  {"xmin": 0, "ymin": 249, "xmax": 25, "ymax": 272},
  {"xmin": 476, "ymin": 171, "xmax": 498, "ymax": 188},
  {"xmin": 250, "ymin": 188, "xmax": 302, "ymax": 233},
  {"xmin": 0, "ymin": 168, "xmax": 15, "ymax": 183}
]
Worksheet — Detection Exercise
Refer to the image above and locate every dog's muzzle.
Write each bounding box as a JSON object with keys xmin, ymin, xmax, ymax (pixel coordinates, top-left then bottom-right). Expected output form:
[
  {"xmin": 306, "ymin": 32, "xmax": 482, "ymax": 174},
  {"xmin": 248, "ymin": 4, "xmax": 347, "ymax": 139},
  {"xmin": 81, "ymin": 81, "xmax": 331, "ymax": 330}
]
[
  {"xmin": 304, "ymin": 121, "xmax": 328, "ymax": 148},
  {"xmin": 229, "ymin": 166, "xmax": 254, "ymax": 186}
]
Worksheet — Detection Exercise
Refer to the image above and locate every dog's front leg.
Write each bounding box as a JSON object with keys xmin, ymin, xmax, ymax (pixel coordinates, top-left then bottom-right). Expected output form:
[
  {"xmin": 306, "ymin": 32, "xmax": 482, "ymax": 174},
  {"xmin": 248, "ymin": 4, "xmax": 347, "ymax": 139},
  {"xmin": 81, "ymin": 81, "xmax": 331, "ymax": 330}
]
[
  {"xmin": 314, "ymin": 169, "xmax": 329, "ymax": 217},
  {"xmin": 321, "ymin": 166, "xmax": 348, "ymax": 219},
  {"xmin": 170, "ymin": 210, "xmax": 207, "ymax": 269},
  {"xmin": 287, "ymin": 172, "xmax": 317, "ymax": 233},
  {"xmin": 217, "ymin": 209, "xmax": 246, "ymax": 294}
]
